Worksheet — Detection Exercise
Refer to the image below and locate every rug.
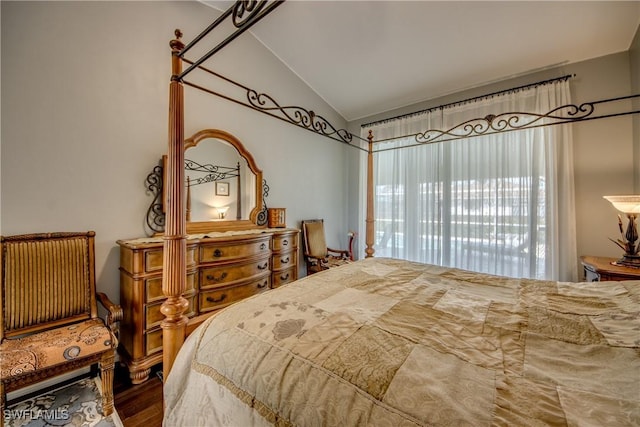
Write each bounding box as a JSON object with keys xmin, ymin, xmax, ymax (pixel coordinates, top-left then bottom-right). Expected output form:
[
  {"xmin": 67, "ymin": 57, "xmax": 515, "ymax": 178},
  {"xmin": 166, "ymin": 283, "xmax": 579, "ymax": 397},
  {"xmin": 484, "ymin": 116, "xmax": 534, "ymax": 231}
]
[{"xmin": 4, "ymin": 377, "xmax": 124, "ymax": 427}]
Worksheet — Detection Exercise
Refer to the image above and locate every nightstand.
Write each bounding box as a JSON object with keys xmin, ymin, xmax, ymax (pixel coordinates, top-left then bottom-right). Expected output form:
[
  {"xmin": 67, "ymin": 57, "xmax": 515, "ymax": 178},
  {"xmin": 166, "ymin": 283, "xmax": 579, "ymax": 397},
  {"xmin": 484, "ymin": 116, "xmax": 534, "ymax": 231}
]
[{"xmin": 580, "ymin": 256, "xmax": 640, "ymax": 281}]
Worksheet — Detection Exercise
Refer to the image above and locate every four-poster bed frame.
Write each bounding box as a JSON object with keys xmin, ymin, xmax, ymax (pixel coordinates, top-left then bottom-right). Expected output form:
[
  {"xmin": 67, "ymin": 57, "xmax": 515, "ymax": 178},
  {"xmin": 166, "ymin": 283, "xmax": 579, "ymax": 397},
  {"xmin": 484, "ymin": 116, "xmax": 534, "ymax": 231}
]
[{"xmin": 160, "ymin": 0, "xmax": 640, "ymax": 382}]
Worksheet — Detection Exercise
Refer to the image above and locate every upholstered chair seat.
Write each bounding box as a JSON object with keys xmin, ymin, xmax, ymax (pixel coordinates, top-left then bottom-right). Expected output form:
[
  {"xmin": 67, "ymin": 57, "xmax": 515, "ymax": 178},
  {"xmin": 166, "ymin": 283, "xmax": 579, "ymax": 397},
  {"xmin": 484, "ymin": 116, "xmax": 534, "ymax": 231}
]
[{"xmin": 0, "ymin": 318, "xmax": 115, "ymax": 380}]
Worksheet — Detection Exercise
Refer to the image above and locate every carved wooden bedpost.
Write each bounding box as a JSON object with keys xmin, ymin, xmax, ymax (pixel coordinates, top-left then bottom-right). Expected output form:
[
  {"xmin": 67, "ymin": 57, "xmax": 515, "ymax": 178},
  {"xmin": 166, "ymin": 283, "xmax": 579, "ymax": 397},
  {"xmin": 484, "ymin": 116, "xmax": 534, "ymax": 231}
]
[
  {"xmin": 161, "ymin": 29, "xmax": 189, "ymax": 382},
  {"xmin": 365, "ymin": 130, "xmax": 375, "ymax": 258}
]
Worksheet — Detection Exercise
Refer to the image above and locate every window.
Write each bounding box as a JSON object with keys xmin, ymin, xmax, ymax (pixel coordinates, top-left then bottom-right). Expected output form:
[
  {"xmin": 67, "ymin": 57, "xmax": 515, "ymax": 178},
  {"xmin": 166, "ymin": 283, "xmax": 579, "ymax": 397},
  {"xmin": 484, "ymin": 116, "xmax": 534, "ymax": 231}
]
[{"xmin": 364, "ymin": 80, "xmax": 577, "ymax": 281}]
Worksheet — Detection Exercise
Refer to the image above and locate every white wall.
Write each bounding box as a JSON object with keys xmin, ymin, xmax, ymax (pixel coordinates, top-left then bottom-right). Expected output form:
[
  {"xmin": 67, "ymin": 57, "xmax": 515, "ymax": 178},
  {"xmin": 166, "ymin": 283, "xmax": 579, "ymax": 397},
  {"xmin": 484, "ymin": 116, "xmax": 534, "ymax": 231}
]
[
  {"xmin": 569, "ymin": 52, "xmax": 635, "ymax": 266},
  {"xmin": 1, "ymin": 1, "xmax": 350, "ymax": 302},
  {"xmin": 347, "ymin": 50, "xmax": 638, "ymax": 276}
]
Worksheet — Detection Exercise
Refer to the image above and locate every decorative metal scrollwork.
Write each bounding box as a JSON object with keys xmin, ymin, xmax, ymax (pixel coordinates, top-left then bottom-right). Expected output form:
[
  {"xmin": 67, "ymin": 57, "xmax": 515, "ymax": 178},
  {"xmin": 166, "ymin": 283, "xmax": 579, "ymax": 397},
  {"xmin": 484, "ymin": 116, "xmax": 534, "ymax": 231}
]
[
  {"xmin": 232, "ymin": 0, "xmax": 269, "ymax": 28},
  {"xmin": 185, "ymin": 159, "xmax": 239, "ymax": 186},
  {"xmin": 415, "ymin": 102, "xmax": 596, "ymax": 145},
  {"xmin": 257, "ymin": 179, "xmax": 270, "ymax": 226},
  {"xmin": 176, "ymin": 1, "xmax": 283, "ymax": 81},
  {"xmin": 185, "ymin": 159, "xmax": 220, "ymax": 173},
  {"xmin": 145, "ymin": 163, "xmax": 165, "ymax": 235},
  {"xmin": 247, "ymin": 90, "xmax": 354, "ymax": 144}
]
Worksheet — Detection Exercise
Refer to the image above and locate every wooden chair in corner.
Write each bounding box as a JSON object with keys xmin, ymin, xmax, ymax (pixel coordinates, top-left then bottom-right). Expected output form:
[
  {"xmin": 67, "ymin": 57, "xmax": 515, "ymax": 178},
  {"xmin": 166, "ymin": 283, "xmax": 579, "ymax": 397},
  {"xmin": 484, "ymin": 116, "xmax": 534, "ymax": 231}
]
[
  {"xmin": 302, "ymin": 219, "xmax": 353, "ymax": 275},
  {"xmin": 0, "ymin": 232, "xmax": 121, "ymax": 424}
]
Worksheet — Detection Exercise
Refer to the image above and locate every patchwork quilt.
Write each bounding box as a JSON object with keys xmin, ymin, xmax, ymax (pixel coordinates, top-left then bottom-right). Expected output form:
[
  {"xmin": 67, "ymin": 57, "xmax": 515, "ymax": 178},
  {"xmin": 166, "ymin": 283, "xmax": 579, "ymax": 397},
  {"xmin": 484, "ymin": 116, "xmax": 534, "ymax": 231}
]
[{"xmin": 164, "ymin": 258, "xmax": 640, "ymax": 426}]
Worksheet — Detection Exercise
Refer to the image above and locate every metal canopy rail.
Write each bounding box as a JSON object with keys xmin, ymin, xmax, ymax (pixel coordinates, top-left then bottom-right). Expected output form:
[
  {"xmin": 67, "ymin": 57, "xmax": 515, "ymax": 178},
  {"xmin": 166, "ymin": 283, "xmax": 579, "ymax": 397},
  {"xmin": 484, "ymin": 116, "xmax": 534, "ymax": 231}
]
[
  {"xmin": 361, "ymin": 74, "xmax": 576, "ymax": 128},
  {"xmin": 177, "ymin": 0, "xmax": 285, "ymax": 81},
  {"xmin": 171, "ymin": 2, "xmax": 640, "ymax": 154},
  {"xmin": 175, "ymin": 7, "xmax": 640, "ymax": 153},
  {"xmin": 170, "ymin": 0, "xmax": 366, "ymax": 149},
  {"xmin": 180, "ymin": 58, "xmax": 367, "ymax": 149}
]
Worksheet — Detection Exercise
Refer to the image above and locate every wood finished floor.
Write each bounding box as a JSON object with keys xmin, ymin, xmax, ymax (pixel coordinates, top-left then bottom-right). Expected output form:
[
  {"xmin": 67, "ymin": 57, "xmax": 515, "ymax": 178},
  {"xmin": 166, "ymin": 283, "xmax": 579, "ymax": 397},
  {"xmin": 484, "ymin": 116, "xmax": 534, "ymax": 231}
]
[{"xmin": 114, "ymin": 364, "xmax": 163, "ymax": 427}]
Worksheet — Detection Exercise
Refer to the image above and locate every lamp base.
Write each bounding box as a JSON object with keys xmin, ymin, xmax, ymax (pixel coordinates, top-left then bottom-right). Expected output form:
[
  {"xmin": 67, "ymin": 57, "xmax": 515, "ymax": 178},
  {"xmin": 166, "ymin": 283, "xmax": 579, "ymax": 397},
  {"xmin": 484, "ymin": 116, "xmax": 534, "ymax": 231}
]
[{"xmin": 615, "ymin": 254, "xmax": 640, "ymax": 268}]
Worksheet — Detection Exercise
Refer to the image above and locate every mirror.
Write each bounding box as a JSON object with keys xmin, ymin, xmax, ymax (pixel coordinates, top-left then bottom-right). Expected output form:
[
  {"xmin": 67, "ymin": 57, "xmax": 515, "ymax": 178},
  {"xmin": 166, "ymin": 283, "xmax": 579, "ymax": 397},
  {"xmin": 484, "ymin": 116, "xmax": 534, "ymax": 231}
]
[{"xmin": 182, "ymin": 129, "xmax": 263, "ymax": 234}]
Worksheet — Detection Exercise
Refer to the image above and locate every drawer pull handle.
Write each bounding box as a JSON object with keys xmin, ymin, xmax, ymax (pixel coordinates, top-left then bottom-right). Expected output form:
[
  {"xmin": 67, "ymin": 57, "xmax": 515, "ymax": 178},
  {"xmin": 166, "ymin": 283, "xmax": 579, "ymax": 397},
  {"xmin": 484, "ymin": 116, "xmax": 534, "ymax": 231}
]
[
  {"xmin": 206, "ymin": 294, "xmax": 227, "ymax": 304},
  {"xmin": 257, "ymin": 262, "xmax": 268, "ymax": 270},
  {"xmin": 213, "ymin": 249, "xmax": 222, "ymax": 257},
  {"xmin": 257, "ymin": 281, "xmax": 268, "ymax": 289},
  {"xmin": 281, "ymin": 256, "xmax": 290, "ymax": 264},
  {"xmin": 260, "ymin": 243, "xmax": 267, "ymax": 250},
  {"xmin": 280, "ymin": 273, "xmax": 290, "ymax": 281},
  {"xmin": 282, "ymin": 240, "xmax": 289, "ymax": 246},
  {"xmin": 206, "ymin": 272, "xmax": 227, "ymax": 282}
]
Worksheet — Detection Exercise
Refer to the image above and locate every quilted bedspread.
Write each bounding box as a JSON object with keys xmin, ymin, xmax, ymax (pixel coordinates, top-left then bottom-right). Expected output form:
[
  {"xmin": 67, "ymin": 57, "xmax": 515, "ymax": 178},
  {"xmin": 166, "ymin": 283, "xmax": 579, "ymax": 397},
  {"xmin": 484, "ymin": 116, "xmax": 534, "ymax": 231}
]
[{"xmin": 164, "ymin": 258, "xmax": 640, "ymax": 426}]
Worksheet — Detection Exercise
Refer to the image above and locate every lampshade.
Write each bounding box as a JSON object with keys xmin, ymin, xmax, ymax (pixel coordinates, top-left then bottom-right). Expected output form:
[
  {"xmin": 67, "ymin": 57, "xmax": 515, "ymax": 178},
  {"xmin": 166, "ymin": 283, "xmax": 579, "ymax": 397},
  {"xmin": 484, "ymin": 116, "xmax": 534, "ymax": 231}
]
[{"xmin": 603, "ymin": 195, "xmax": 640, "ymax": 214}]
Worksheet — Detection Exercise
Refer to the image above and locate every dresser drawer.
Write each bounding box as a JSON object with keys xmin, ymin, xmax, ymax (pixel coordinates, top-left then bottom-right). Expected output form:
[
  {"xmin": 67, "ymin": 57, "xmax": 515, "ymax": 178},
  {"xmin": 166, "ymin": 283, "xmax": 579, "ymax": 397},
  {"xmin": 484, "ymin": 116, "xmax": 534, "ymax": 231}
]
[
  {"xmin": 145, "ymin": 294, "xmax": 196, "ymax": 330},
  {"xmin": 119, "ymin": 244, "xmax": 197, "ymax": 275},
  {"xmin": 146, "ymin": 270, "xmax": 197, "ymax": 303},
  {"xmin": 146, "ymin": 327, "xmax": 163, "ymax": 356},
  {"xmin": 272, "ymin": 233, "xmax": 298, "ymax": 252},
  {"xmin": 143, "ymin": 245, "xmax": 197, "ymax": 273},
  {"xmin": 200, "ymin": 257, "xmax": 270, "ymax": 288},
  {"xmin": 200, "ymin": 236, "xmax": 270, "ymax": 263},
  {"xmin": 199, "ymin": 275, "xmax": 270, "ymax": 313},
  {"xmin": 273, "ymin": 251, "xmax": 297, "ymax": 271},
  {"xmin": 271, "ymin": 266, "xmax": 297, "ymax": 288}
]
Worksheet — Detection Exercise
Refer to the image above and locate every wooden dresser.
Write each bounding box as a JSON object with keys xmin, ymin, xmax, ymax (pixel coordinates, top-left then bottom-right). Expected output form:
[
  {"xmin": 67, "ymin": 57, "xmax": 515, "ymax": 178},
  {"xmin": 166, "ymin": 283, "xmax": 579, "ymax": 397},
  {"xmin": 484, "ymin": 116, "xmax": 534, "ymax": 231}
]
[{"xmin": 117, "ymin": 228, "xmax": 299, "ymax": 383}]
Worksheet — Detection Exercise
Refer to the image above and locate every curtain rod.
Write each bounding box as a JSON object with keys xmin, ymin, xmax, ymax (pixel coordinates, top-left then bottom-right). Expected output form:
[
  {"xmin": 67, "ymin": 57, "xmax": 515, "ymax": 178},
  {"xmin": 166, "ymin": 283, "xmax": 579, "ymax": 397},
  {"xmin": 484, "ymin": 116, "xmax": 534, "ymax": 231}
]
[{"xmin": 361, "ymin": 74, "xmax": 576, "ymax": 129}]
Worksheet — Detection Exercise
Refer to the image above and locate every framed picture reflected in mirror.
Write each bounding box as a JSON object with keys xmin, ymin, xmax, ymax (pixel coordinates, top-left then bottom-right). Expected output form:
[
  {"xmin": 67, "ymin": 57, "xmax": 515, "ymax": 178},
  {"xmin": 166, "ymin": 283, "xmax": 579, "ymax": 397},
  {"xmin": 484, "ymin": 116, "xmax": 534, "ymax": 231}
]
[{"xmin": 216, "ymin": 181, "xmax": 230, "ymax": 196}]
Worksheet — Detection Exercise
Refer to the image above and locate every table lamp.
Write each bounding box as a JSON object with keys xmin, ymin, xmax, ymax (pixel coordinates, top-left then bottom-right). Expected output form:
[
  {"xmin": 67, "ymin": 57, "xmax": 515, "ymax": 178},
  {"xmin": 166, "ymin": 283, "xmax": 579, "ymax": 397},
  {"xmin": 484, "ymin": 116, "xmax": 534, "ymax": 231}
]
[
  {"xmin": 603, "ymin": 195, "xmax": 640, "ymax": 267},
  {"xmin": 216, "ymin": 206, "xmax": 230, "ymax": 219}
]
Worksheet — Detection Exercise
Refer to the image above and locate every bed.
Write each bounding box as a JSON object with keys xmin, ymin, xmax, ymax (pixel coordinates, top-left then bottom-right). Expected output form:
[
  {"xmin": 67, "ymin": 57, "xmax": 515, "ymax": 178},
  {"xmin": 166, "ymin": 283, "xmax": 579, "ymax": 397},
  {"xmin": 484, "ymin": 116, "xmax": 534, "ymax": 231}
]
[
  {"xmin": 164, "ymin": 257, "xmax": 639, "ymax": 425},
  {"xmin": 157, "ymin": 2, "xmax": 640, "ymax": 425}
]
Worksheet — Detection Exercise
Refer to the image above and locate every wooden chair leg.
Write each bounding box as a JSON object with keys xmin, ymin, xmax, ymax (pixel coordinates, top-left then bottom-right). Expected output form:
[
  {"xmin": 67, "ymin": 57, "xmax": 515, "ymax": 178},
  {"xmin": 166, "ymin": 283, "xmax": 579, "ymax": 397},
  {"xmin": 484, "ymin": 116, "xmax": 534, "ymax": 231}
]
[{"xmin": 99, "ymin": 352, "xmax": 116, "ymax": 416}]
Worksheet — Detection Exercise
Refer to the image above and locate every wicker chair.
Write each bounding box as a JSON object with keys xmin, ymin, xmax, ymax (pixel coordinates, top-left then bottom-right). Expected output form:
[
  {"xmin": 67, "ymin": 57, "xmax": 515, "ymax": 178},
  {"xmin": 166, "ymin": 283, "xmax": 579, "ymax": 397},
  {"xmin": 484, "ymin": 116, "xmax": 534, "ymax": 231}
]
[
  {"xmin": 302, "ymin": 219, "xmax": 353, "ymax": 275},
  {"xmin": 0, "ymin": 232, "xmax": 121, "ymax": 423}
]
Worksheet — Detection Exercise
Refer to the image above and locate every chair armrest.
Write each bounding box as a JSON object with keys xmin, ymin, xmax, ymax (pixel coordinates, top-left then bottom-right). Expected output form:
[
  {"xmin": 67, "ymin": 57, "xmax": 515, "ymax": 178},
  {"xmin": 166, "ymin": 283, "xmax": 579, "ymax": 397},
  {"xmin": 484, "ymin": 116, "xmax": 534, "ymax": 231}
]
[
  {"xmin": 304, "ymin": 252, "xmax": 325, "ymax": 262},
  {"xmin": 97, "ymin": 292, "xmax": 123, "ymax": 339},
  {"xmin": 327, "ymin": 248, "xmax": 350, "ymax": 259}
]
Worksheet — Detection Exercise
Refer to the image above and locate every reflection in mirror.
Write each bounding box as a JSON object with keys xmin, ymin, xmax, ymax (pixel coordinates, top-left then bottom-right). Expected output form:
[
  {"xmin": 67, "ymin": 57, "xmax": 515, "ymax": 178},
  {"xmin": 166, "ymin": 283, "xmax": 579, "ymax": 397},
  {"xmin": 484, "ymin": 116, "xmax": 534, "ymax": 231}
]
[
  {"xmin": 185, "ymin": 140, "xmax": 255, "ymax": 222},
  {"xmin": 183, "ymin": 129, "xmax": 264, "ymax": 234}
]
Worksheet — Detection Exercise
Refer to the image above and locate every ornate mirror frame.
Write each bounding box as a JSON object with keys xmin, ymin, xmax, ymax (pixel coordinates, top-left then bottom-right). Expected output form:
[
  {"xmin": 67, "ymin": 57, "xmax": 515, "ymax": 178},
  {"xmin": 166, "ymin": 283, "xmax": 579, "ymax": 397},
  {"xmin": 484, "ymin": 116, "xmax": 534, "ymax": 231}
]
[{"xmin": 183, "ymin": 129, "xmax": 264, "ymax": 234}]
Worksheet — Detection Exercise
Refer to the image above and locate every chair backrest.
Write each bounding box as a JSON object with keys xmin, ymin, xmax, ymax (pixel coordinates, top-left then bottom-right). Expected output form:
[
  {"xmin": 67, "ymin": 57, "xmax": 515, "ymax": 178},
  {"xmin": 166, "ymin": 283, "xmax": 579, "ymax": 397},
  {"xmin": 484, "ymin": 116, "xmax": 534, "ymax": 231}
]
[
  {"xmin": 302, "ymin": 220, "xmax": 328, "ymax": 258},
  {"xmin": 0, "ymin": 231, "xmax": 97, "ymax": 340}
]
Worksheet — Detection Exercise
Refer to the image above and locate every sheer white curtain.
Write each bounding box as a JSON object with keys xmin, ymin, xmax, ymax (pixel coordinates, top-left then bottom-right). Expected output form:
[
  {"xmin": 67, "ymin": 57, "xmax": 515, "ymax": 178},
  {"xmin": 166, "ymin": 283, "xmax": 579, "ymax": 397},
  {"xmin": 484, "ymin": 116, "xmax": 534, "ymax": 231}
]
[{"xmin": 361, "ymin": 80, "xmax": 577, "ymax": 281}]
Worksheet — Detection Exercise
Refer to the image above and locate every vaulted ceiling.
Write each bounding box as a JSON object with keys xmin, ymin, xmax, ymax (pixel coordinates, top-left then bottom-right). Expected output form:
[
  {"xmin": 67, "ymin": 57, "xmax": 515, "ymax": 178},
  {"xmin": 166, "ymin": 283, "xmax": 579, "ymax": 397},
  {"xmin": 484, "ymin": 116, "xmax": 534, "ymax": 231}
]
[{"xmin": 203, "ymin": 1, "xmax": 640, "ymax": 121}]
